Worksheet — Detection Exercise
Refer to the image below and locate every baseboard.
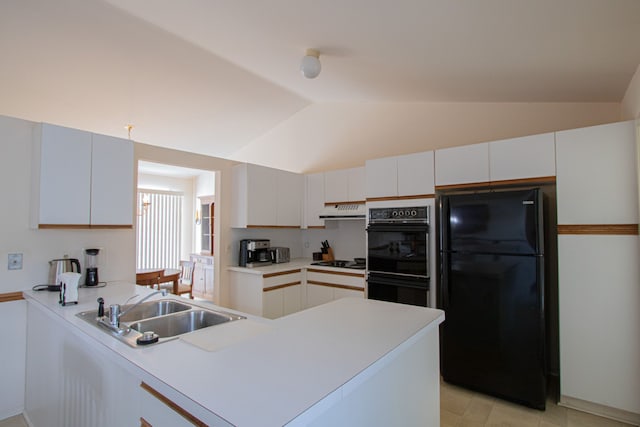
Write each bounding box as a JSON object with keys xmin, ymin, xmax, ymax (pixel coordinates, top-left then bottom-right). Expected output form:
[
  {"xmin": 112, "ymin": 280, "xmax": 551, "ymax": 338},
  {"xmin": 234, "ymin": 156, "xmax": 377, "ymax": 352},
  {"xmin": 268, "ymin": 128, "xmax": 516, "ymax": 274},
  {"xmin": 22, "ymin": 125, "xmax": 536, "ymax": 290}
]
[{"xmin": 560, "ymin": 395, "xmax": 640, "ymax": 426}]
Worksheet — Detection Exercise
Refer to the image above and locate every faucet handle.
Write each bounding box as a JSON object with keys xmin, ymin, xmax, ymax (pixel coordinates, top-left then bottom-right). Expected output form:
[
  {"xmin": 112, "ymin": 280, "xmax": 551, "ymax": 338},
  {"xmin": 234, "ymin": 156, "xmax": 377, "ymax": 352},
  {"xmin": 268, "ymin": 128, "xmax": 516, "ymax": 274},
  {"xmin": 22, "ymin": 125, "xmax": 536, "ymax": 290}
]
[
  {"xmin": 97, "ymin": 297, "xmax": 105, "ymax": 317},
  {"xmin": 109, "ymin": 304, "xmax": 121, "ymax": 327}
]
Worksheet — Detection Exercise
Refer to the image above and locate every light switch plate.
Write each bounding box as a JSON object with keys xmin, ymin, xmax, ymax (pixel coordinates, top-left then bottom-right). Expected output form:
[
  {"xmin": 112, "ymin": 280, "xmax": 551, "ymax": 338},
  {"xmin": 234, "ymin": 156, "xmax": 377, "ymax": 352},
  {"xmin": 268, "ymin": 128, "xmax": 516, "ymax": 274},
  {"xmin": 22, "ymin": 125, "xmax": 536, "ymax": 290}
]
[{"xmin": 8, "ymin": 253, "xmax": 23, "ymax": 270}]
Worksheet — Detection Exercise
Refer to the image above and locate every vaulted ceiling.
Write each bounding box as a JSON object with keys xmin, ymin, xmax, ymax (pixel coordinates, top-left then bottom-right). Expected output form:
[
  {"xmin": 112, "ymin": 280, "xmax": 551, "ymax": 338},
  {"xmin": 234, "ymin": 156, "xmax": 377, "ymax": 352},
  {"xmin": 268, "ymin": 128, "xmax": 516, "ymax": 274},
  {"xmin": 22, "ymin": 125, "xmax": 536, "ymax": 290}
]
[{"xmin": 1, "ymin": 0, "xmax": 639, "ymax": 165}]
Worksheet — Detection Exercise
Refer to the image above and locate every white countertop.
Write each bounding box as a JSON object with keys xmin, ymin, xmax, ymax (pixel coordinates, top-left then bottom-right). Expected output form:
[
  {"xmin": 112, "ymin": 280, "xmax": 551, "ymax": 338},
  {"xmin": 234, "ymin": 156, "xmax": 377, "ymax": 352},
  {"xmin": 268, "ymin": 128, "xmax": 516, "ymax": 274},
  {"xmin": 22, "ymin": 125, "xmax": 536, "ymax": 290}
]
[
  {"xmin": 23, "ymin": 282, "xmax": 443, "ymax": 426},
  {"xmin": 227, "ymin": 258, "xmax": 366, "ymax": 276}
]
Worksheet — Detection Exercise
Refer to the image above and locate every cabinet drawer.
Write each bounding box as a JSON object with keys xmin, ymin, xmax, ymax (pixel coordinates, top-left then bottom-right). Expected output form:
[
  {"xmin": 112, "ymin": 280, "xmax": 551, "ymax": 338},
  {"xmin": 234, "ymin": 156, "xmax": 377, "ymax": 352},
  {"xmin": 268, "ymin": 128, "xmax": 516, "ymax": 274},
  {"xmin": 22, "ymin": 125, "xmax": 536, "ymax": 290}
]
[
  {"xmin": 263, "ymin": 269, "xmax": 303, "ymax": 290},
  {"xmin": 306, "ymin": 269, "xmax": 365, "ymax": 290}
]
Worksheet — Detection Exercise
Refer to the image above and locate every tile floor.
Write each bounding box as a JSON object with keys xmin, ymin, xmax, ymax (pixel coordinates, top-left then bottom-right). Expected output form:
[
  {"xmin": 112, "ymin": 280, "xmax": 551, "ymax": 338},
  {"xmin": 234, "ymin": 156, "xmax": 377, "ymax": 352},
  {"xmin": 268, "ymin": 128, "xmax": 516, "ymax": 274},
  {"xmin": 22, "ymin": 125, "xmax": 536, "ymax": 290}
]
[
  {"xmin": 1, "ymin": 385, "xmax": 635, "ymax": 427},
  {"xmin": 441, "ymin": 380, "xmax": 635, "ymax": 427}
]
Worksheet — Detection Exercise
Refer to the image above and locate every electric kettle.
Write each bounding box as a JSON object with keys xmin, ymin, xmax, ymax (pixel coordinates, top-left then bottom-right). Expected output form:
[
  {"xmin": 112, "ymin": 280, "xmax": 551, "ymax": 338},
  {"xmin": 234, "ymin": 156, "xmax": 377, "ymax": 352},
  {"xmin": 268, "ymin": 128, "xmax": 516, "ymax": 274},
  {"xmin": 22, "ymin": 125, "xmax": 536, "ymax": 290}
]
[{"xmin": 48, "ymin": 257, "xmax": 81, "ymax": 291}]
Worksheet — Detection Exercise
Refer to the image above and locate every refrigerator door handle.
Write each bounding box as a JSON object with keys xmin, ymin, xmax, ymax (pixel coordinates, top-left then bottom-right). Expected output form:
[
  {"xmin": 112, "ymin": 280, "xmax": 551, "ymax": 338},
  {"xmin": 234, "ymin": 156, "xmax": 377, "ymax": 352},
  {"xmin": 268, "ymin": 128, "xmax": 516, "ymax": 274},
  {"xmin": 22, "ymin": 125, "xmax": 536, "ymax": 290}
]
[{"xmin": 440, "ymin": 251, "xmax": 450, "ymax": 309}]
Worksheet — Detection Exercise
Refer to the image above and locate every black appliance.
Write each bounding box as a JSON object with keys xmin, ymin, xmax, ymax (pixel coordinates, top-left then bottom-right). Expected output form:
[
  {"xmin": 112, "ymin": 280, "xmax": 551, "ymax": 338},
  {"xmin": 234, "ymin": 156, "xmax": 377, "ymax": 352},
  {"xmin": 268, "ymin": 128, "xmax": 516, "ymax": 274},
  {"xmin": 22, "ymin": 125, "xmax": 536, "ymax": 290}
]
[
  {"xmin": 84, "ymin": 248, "xmax": 100, "ymax": 286},
  {"xmin": 310, "ymin": 259, "xmax": 365, "ymax": 270},
  {"xmin": 239, "ymin": 239, "xmax": 271, "ymax": 268},
  {"xmin": 438, "ymin": 188, "xmax": 546, "ymax": 409},
  {"xmin": 366, "ymin": 206, "xmax": 429, "ymax": 307}
]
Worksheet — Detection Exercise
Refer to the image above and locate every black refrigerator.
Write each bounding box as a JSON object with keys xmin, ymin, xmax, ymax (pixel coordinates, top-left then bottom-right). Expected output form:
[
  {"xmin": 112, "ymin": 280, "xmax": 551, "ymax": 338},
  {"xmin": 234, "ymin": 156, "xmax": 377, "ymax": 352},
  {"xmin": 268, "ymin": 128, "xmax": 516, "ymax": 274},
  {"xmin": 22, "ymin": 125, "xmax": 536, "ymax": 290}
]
[{"xmin": 438, "ymin": 188, "xmax": 546, "ymax": 409}]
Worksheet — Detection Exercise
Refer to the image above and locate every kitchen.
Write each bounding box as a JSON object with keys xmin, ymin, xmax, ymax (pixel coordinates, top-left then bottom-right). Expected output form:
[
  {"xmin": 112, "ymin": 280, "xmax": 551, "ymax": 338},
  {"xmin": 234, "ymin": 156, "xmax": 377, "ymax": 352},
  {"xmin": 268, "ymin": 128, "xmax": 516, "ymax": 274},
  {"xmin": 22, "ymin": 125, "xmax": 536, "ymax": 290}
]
[{"xmin": 2, "ymin": 0, "xmax": 640, "ymax": 426}]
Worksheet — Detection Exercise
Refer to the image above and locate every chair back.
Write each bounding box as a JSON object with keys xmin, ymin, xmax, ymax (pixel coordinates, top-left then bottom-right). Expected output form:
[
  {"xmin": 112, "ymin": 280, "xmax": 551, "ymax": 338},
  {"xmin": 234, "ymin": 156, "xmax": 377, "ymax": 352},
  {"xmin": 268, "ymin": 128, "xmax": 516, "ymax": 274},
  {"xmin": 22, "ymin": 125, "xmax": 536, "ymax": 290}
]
[
  {"xmin": 179, "ymin": 261, "xmax": 195, "ymax": 285},
  {"xmin": 136, "ymin": 270, "xmax": 161, "ymax": 288}
]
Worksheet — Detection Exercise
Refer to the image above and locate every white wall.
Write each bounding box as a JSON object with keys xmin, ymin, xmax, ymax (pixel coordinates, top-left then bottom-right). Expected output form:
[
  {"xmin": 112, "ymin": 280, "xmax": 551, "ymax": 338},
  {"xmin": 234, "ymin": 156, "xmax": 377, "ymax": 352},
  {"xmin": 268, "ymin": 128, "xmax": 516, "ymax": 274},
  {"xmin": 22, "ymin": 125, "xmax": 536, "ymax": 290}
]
[
  {"xmin": 231, "ymin": 102, "xmax": 621, "ymax": 173},
  {"xmin": 622, "ymin": 63, "xmax": 640, "ymax": 120}
]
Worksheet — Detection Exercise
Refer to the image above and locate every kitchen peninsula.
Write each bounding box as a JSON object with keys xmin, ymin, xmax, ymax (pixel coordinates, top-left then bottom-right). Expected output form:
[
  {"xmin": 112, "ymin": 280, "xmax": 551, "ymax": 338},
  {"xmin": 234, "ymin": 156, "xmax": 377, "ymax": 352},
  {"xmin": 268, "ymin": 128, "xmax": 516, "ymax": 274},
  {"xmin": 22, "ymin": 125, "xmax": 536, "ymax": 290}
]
[{"xmin": 23, "ymin": 282, "xmax": 444, "ymax": 426}]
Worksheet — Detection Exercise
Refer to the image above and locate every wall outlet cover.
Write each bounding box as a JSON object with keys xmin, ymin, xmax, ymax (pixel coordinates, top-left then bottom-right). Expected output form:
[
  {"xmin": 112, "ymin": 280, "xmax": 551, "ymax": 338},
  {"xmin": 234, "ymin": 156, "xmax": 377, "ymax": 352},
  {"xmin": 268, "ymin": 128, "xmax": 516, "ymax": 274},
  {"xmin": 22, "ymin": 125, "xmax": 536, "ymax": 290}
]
[{"xmin": 8, "ymin": 253, "xmax": 23, "ymax": 270}]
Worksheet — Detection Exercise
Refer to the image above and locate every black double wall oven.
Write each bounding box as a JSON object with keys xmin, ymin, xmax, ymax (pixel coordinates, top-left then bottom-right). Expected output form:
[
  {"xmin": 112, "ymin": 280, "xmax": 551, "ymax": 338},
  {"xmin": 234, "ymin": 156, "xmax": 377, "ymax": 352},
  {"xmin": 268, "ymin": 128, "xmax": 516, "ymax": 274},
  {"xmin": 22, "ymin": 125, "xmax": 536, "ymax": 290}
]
[{"xmin": 366, "ymin": 206, "xmax": 430, "ymax": 307}]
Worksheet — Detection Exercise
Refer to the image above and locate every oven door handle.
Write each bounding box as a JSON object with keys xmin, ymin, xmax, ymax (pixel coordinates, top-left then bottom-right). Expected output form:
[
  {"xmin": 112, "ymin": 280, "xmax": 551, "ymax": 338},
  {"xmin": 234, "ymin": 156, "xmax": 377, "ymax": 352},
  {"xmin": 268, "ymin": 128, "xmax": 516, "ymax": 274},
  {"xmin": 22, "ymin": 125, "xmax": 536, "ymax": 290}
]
[
  {"xmin": 367, "ymin": 224, "xmax": 429, "ymax": 233},
  {"xmin": 367, "ymin": 275, "xmax": 429, "ymax": 290}
]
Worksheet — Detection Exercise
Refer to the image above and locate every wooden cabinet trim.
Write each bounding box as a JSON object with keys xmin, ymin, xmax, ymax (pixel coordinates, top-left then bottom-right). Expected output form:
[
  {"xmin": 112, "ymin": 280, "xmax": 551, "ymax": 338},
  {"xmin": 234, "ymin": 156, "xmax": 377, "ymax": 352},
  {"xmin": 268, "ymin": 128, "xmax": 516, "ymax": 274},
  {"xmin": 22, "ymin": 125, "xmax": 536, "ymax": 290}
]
[
  {"xmin": 38, "ymin": 224, "xmax": 133, "ymax": 229},
  {"xmin": 306, "ymin": 268, "xmax": 365, "ymax": 278},
  {"xmin": 263, "ymin": 269, "xmax": 302, "ymax": 278},
  {"xmin": 140, "ymin": 417, "xmax": 152, "ymax": 427},
  {"xmin": 0, "ymin": 292, "xmax": 24, "ymax": 303},
  {"xmin": 140, "ymin": 382, "xmax": 207, "ymax": 427},
  {"xmin": 307, "ymin": 225, "xmax": 326, "ymax": 229},
  {"xmin": 307, "ymin": 280, "xmax": 364, "ymax": 292},
  {"xmin": 366, "ymin": 194, "xmax": 435, "ymax": 202},
  {"xmin": 435, "ymin": 176, "xmax": 555, "ymax": 192},
  {"xmin": 558, "ymin": 224, "xmax": 639, "ymax": 235},
  {"xmin": 264, "ymin": 281, "xmax": 302, "ymax": 292},
  {"xmin": 246, "ymin": 225, "xmax": 301, "ymax": 229}
]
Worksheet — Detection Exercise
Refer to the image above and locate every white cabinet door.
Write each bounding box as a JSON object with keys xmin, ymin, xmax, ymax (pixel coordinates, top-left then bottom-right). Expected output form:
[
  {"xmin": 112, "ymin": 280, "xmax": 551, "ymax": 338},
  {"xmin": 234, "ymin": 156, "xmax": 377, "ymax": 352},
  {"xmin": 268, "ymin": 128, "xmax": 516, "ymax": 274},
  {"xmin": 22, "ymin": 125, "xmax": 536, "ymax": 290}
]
[
  {"xmin": 306, "ymin": 284, "xmax": 334, "ymax": 308},
  {"xmin": 489, "ymin": 133, "xmax": 556, "ymax": 182},
  {"xmin": 435, "ymin": 143, "xmax": 489, "ymax": 186},
  {"xmin": 556, "ymin": 121, "xmax": 638, "ymax": 224},
  {"xmin": 397, "ymin": 151, "xmax": 434, "ymax": 196},
  {"xmin": 324, "ymin": 169, "xmax": 349, "ymax": 203},
  {"xmin": 37, "ymin": 123, "xmax": 92, "ymax": 225},
  {"xmin": 347, "ymin": 166, "xmax": 366, "ymax": 201},
  {"xmin": 283, "ymin": 284, "xmax": 303, "ymax": 316},
  {"xmin": 263, "ymin": 288, "xmax": 284, "ymax": 319},
  {"xmin": 366, "ymin": 157, "xmax": 397, "ymax": 199},
  {"xmin": 558, "ymin": 235, "xmax": 640, "ymax": 415},
  {"xmin": 247, "ymin": 164, "xmax": 278, "ymax": 226},
  {"xmin": 277, "ymin": 170, "xmax": 302, "ymax": 226},
  {"xmin": 305, "ymin": 172, "xmax": 325, "ymax": 228},
  {"xmin": 90, "ymin": 133, "xmax": 133, "ymax": 226}
]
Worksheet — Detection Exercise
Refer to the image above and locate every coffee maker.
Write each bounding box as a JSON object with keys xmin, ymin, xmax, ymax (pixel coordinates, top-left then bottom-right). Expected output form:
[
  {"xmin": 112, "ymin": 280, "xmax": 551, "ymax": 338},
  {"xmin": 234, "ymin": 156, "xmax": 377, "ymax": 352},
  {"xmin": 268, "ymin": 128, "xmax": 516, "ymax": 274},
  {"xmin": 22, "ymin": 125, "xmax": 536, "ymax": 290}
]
[{"xmin": 239, "ymin": 239, "xmax": 271, "ymax": 268}]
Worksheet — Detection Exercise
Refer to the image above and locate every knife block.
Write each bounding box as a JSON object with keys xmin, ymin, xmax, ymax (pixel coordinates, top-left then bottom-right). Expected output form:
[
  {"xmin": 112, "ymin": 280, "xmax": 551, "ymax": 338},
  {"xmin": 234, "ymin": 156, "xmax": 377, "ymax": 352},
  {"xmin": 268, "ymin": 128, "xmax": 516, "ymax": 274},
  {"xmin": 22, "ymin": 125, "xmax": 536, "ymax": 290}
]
[{"xmin": 322, "ymin": 248, "xmax": 334, "ymax": 261}]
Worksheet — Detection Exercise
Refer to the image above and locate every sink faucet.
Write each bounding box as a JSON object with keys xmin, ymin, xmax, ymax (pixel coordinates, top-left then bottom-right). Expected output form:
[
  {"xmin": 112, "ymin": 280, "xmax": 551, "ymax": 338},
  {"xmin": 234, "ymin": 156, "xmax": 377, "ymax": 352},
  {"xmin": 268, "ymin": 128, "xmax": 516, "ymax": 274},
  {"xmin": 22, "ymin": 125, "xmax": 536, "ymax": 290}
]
[{"xmin": 99, "ymin": 289, "xmax": 168, "ymax": 331}]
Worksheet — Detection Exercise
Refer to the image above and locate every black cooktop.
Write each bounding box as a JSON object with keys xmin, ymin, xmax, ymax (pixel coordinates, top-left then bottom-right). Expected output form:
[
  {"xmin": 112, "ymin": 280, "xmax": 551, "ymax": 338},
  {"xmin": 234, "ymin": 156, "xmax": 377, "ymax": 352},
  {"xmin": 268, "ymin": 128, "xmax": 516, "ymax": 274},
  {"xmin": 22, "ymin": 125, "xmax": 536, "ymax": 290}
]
[{"xmin": 310, "ymin": 260, "xmax": 365, "ymax": 270}]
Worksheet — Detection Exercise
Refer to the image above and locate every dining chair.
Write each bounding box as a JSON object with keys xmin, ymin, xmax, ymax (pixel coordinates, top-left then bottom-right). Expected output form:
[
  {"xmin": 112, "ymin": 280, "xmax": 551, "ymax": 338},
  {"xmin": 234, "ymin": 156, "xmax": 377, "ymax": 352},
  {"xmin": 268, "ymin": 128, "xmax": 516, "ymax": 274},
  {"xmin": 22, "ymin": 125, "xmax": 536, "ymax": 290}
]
[
  {"xmin": 161, "ymin": 261, "xmax": 195, "ymax": 299},
  {"xmin": 135, "ymin": 270, "xmax": 161, "ymax": 289}
]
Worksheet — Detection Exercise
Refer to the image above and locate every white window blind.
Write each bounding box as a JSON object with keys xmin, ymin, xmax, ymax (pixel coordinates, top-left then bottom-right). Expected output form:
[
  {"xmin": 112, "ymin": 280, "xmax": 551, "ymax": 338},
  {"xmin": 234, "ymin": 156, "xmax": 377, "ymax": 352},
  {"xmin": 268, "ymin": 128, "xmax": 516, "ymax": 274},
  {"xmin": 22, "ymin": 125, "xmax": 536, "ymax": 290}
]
[{"xmin": 136, "ymin": 190, "xmax": 183, "ymax": 270}]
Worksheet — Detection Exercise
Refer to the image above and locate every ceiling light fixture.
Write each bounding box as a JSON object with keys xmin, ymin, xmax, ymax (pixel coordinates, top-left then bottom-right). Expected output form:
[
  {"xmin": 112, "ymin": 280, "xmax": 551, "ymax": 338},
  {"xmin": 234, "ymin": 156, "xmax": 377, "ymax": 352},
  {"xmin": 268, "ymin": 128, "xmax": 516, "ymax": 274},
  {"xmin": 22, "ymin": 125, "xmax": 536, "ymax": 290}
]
[{"xmin": 300, "ymin": 48, "xmax": 321, "ymax": 79}]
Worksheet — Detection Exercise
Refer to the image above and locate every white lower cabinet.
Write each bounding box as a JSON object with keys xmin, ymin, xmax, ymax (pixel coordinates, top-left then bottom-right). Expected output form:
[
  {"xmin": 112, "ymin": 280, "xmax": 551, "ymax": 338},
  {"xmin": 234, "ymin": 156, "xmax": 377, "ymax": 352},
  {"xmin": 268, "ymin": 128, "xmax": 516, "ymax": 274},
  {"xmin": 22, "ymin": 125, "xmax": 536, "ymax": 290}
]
[
  {"xmin": 25, "ymin": 302, "xmax": 140, "ymax": 427},
  {"xmin": 229, "ymin": 267, "xmax": 365, "ymax": 318},
  {"xmin": 229, "ymin": 269, "xmax": 303, "ymax": 319},
  {"xmin": 305, "ymin": 269, "xmax": 365, "ymax": 308},
  {"xmin": 139, "ymin": 382, "xmax": 208, "ymax": 427},
  {"xmin": 558, "ymin": 235, "xmax": 640, "ymax": 421},
  {"xmin": 190, "ymin": 254, "xmax": 214, "ymax": 300}
]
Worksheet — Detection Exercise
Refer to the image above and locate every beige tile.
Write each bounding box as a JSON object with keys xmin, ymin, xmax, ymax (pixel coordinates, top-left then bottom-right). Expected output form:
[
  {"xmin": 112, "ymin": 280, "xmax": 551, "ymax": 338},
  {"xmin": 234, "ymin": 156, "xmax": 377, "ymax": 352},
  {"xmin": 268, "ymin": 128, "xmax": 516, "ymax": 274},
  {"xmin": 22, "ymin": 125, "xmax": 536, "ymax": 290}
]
[
  {"xmin": 485, "ymin": 400, "xmax": 542, "ymax": 427},
  {"xmin": 0, "ymin": 415, "xmax": 28, "ymax": 427},
  {"xmin": 441, "ymin": 408, "xmax": 462, "ymax": 427},
  {"xmin": 462, "ymin": 395, "xmax": 494, "ymax": 424},
  {"xmin": 540, "ymin": 400, "xmax": 568, "ymax": 427},
  {"xmin": 567, "ymin": 409, "xmax": 633, "ymax": 427},
  {"xmin": 441, "ymin": 383, "xmax": 474, "ymax": 416}
]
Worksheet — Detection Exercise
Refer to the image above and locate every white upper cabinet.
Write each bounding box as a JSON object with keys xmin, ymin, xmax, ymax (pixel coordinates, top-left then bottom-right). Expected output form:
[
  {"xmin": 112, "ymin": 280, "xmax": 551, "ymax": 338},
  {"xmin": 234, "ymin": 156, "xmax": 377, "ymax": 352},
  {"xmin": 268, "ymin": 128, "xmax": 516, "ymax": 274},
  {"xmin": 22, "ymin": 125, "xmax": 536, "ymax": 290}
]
[
  {"xmin": 324, "ymin": 167, "xmax": 365, "ymax": 203},
  {"xmin": 489, "ymin": 133, "xmax": 556, "ymax": 182},
  {"xmin": 435, "ymin": 143, "xmax": 490, "ymax": 186},
  {"xmin": 304, "ymin": 172, "xmax": 325, "ymax": 228},
  {"xmin": 33, "ymin": 123, "xmax": 133, "ymax": 227},
  {"xmin": 90, "ymin": 133, "xmax": 134, "ymax": 226},
  {"xmin": 232, "ymin": 163, "xmax": 302, "ymax": 228},
  {"xmin": 365, "ymin": 157, "xmax": 397, "ymax": 198},
  {"xmin": 277, "ymin": 170, "xmax": 303, "ymax": 227},
  {"xmin": 366, "ymin": 151, "xmax": 434, "ymax": 198},
  {"xmin": 556, "ymin": 120, "xmax": 638, "ymax": 224}
]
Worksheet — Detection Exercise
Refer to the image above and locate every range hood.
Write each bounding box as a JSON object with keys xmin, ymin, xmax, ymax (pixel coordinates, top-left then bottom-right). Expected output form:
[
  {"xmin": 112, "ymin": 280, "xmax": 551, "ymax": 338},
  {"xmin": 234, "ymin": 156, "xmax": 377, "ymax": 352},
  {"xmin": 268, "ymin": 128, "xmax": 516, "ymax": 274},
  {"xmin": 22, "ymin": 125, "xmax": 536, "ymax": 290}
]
[{"xmin": 319, "ymin": 203, "xmax": 366, "ymax": 220}]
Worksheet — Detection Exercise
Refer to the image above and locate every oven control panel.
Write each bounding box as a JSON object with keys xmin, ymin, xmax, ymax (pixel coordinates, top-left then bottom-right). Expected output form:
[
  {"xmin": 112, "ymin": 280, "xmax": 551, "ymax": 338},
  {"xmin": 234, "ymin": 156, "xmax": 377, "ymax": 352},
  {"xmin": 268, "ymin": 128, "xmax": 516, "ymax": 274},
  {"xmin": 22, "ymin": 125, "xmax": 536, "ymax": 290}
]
[{"xmin": 368, "ymin": 206, "xmax": 429, "ymax": 223}]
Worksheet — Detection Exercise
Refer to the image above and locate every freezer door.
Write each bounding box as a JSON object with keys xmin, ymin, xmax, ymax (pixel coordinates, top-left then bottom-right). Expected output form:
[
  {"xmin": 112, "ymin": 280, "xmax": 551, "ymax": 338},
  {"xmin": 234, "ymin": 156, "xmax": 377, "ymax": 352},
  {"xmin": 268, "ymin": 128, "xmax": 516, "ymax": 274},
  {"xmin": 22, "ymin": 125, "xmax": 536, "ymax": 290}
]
[
  {"xmin": 443, "ymin": 189, "xmax": 542, "ymax": 255},
  {"xmin": 440, "ymin": 252, "xmax": 546, "ymax": 409}
]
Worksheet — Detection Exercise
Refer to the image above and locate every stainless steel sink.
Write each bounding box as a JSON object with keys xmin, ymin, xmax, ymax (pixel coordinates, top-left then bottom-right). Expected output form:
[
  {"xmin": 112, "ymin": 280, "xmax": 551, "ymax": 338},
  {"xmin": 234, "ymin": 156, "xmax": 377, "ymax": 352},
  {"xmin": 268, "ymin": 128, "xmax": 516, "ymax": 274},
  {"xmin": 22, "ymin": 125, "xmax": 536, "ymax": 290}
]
[
  {"xmin": 128, "ymin": 310, "xmax": 245, "ymax": 338},
  {"xmin": 76, "ymin": 299, "xmax": 245, "ymax": 347}
]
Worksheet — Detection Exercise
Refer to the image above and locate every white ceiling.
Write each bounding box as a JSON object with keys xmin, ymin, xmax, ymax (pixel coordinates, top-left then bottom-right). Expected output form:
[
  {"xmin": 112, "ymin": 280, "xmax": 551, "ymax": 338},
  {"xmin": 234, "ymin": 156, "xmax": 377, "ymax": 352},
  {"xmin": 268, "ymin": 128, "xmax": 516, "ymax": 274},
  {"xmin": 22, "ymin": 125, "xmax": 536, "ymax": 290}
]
[
  {"xmin": 103, "ymin": 0, "xmax": 640, "ymax": 103},
  {"xmin": 1, "ymin": 0, "xmax": 639, "ymax": 162}
]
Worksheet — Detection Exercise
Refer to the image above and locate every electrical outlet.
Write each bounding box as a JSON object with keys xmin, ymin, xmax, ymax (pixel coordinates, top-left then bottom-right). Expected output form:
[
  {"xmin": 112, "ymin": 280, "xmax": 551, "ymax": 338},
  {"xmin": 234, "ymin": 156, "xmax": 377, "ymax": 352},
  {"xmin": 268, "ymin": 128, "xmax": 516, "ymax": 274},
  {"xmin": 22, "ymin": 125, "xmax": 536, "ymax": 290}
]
[{"xmin": 8, "ymin": 253, "xmax": 23, "ymax": 270}]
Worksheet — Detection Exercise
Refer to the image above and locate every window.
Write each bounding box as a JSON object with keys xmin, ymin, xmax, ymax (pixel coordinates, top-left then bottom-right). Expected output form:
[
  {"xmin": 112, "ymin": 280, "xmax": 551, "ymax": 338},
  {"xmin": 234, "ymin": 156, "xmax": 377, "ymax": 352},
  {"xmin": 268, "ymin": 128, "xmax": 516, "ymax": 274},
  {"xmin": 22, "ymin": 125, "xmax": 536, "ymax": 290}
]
[{"xmin": 136, "ymin": 190, "xmax": 183, "ymax": 269}]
